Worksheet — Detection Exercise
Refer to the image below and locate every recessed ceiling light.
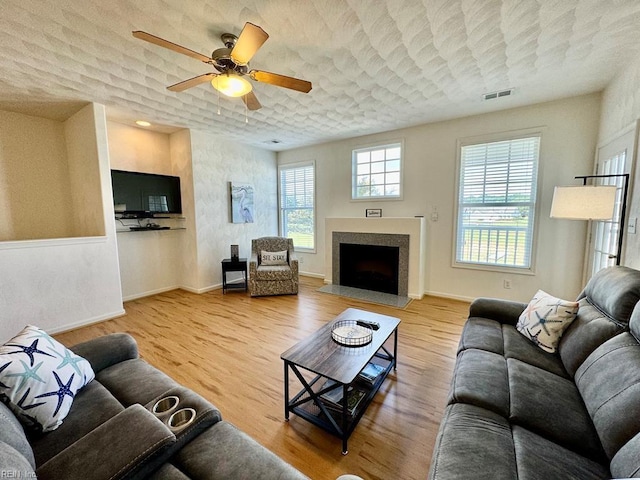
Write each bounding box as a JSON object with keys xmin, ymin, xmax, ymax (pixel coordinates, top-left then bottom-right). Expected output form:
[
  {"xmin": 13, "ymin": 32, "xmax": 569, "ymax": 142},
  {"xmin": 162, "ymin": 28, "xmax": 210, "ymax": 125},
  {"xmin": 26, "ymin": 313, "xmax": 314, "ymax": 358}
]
[{"xmin": 135, "ymin": 120, "xmax": 151, "ymax": 127}]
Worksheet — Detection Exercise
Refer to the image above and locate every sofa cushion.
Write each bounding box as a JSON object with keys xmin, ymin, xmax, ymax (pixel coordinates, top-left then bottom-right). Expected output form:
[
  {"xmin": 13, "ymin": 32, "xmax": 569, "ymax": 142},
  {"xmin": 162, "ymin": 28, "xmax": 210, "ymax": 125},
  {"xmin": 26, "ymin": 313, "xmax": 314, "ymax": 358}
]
[
  {"xmin": 0, "ymin": 325, "xmax": 94, "ymax": 432},
  {"xmin": 512, "ymin": 426, "xmax": 610, "ymax": 480},
  {"xmin": 611, "ymin": 431, "xmax": 640, "ymax": 478},
  {"xmin": 458, "ymin": 318, "xmax": 569, "ymax": 378},
  {"xmin": 507, "ymin": 358, "xmax": 605, "ymax": 460},
  {"xmin": 255, "ymin": 265, "xmax": 294, "ymax": 281},
  {"xmin": 516, "ymin": 290, "xmax": 578, "ymax": 353},
  {"xmin": 0, "ymin": 442, "xmax": 36, "ymax": 480},
  {"xmin": 0, "ymin": 401, "xmax": 35, "ymax": 469},
  {"xmin": 448, "ymin": 349, "xmax": 509, "ymax": 417},
  {"xmin": 429, "ymin": 403, "xmax": 517, "ymax": 480},
  {"xmin": 578, "ymin": 265, "xmax": 640, "ymax": 322},
  {"xmin": 458, "ymin": 318, "xmax": 505, "ymax": 355},
  {"xmin": 559, "ymin": 266, "xmax": 640, "ymax": 377},
  {"xmin": 96, "ymin": 359, "xmax": 178, "ymax": 407},
  {"xmin": 29, "ymin": 380, "xmax": 124, "ymax": 466},
  {"xmin": 173, "ymin": 420, "xmax": 309, "ymax": 480},
  {"xmin": 575, "ymin": 332, "xmax": 640, "ymax": 459}
]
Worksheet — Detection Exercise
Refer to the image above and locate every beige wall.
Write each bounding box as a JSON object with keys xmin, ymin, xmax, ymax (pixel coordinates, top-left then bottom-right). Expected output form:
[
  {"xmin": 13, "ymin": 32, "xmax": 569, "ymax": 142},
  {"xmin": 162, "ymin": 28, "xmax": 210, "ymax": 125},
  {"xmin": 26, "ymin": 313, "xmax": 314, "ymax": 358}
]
[
  {"xmin": 279, "ymin": 93, "xmax": 602, "ymax": 302},
  {"xmin": 107, "ymin": 122, "xmax": 278, "ymax": 298},
  {"xmin": 0, "ymin": 111, "xmax": 73, "ymax": 240},
  {"xmin": 0, "ymin": 104, "xmax": 124, "ymax": 341}
]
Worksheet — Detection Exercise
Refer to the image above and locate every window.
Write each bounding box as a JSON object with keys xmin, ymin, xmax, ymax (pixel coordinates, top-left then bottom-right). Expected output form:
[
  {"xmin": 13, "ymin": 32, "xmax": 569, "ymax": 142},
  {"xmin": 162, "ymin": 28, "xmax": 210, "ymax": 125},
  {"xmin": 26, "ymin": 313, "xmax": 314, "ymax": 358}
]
[
  {"xmin": 279, "ymin": 162, "xmax": 315, "ymax": 251},
  {"xmin": 352, "ymin": 142, "xmax": 402, "ymax": 199},
  {"xmin": 455, "ymin": 135, "xmax": 540, "ymax": 270}
]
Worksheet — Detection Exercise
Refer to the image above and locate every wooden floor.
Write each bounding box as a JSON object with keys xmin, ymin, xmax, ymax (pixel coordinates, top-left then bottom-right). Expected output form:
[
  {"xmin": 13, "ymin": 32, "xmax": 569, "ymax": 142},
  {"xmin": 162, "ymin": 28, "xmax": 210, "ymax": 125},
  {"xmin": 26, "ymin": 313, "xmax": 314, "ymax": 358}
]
[{"xmin": 55, "ymin": 276, "xmax": 470, "ymax": 480}]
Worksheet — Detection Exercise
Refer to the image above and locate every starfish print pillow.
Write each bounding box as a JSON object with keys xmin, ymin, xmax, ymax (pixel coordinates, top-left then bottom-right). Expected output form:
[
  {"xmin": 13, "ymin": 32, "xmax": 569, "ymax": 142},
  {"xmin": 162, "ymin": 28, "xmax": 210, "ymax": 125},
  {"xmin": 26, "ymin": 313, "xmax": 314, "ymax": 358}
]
[
  {"xmin": 0, "ymin": 325, "xmax": 95, "ymax": 432},
  {"xmin": 516, "ymin": 290, "xmax": 579, "ymax": 353}
]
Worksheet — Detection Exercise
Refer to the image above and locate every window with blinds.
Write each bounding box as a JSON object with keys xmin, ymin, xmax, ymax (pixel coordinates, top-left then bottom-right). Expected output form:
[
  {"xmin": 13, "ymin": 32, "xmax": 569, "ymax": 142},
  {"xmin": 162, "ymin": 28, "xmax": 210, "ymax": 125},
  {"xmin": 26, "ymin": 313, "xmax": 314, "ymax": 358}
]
[
  {"xmin": 279, "ymin": 162, "xmax": 315, "ymax": 251},
  {"xmin": 455, "ymin": 135, "xmax": 540, "ymax": 270},
  {"xmin": 352, "ymin": 143, "xmax": 402, "ymax": 199}
]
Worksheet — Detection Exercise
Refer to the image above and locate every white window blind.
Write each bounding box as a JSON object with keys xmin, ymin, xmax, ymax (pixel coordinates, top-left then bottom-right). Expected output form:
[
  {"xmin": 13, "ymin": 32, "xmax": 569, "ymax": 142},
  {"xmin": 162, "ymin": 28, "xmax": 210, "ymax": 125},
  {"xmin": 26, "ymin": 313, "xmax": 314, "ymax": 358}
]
[
  {"xmin": 352, "ymin": 143, "xmax": 402, "ymax": 199},
  {"xmin": 279, "ymin": 162, "xmax": 315, "ymax": 250},
  {"xmin": 456, "ymin": 135, "xmax": 540, "ymax": 269}
]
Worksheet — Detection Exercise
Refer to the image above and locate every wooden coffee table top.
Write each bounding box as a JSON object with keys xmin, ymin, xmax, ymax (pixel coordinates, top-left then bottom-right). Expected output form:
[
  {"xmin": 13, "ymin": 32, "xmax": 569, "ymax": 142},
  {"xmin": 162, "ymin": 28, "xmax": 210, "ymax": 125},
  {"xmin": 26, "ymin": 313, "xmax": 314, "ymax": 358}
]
[{"xmin": 281, "ymin": 308, "xmax": 400, "ymax": 384}]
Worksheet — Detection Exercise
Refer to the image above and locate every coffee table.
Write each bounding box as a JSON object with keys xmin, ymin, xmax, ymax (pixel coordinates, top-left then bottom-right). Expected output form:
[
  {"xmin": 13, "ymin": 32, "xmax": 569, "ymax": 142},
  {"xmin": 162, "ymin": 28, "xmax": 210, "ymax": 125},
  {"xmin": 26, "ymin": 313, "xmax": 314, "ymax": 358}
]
[{"xmin": 281, "ymin": 308, "xmax": 400, "ymax": 454}]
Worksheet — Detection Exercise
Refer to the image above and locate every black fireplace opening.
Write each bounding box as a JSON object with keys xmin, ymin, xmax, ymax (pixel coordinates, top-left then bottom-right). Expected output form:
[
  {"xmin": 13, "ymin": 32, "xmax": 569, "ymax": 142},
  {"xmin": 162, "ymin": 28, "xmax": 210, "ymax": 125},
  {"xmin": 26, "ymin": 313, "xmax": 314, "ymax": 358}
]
[{"xmin": 339, "ymin": 243, "xmax": 400, "ymax": 295}]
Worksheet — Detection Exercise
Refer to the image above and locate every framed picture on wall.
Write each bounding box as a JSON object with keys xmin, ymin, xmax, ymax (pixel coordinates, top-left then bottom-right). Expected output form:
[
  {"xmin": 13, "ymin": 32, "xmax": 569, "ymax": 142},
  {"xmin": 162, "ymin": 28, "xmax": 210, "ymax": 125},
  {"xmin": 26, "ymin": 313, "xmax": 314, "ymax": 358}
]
[
  {"xmin": 230, "ymin": 182, "xmax": 254, "ymax": 223},
  {"xmin": 365, "ymin": 208, "xmax": 382, "ymax": 217}
]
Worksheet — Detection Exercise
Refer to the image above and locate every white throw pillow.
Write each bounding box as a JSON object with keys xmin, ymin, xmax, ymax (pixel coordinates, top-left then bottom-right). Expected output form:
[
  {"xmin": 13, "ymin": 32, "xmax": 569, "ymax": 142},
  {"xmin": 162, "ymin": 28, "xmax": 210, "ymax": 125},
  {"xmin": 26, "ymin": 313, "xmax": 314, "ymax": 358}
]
[
  {"xmin": 260, "ymin": 250, "xmax": 288, "ymax": 266},
  {"xmin": 0, "ymin": 325, "xmax": 95, "ymax": 432},
  {"xmin": 516, "ymin": 290, "xmax": 579, "ymax": 353}
]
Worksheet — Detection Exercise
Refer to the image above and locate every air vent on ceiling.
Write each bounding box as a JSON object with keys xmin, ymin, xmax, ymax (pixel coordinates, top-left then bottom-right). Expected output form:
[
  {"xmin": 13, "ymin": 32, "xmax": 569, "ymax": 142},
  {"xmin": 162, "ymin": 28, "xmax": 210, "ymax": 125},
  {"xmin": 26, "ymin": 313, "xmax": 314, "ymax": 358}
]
[{"xmin": 483, "ymin": 88, "xmax": 514, "ymax": 101}]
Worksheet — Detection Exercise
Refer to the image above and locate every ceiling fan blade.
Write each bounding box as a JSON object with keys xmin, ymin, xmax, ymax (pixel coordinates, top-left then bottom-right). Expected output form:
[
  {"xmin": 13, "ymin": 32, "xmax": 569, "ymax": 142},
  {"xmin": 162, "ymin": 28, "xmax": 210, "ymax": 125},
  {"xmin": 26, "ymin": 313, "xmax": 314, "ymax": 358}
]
[
  {"xmin": 167, "ymin": 73, "xmax": 217, "ymax": 92},
  {"xmin": 242, "ymin": 91, "xmax": 262, "ymax": 110},
  {"xmin": 250, "ymin": 70, "xmax": 312, "ymax": 93},
  {"xmin": 230, "ymin": 23, "xmax": 269, "ymax": 65},
  {"xmin": 132, "ymin": 31, "xmax": 212, "ymax": 64}
]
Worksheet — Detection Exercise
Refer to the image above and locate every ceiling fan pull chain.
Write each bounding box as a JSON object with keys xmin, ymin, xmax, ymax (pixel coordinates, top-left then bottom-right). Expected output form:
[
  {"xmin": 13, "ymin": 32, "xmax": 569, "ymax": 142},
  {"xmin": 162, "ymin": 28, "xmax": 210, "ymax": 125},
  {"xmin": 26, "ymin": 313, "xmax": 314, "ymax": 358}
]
[
  {"xmin": 217, "ymin": 88, "xmax": 221, "ymax": 115},
  {"xmin": 245, "ymin": 100, "xmax": 249, "ymax": 123}
]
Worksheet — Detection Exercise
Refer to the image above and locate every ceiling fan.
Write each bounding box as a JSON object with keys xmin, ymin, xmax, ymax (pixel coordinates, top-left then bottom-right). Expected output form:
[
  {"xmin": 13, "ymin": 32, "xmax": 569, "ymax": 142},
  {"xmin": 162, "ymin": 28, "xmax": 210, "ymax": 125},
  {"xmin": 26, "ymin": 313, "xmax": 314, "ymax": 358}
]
[{"xmin": 132, "ymin": 23, "xmax": 312, "ymax": 111}]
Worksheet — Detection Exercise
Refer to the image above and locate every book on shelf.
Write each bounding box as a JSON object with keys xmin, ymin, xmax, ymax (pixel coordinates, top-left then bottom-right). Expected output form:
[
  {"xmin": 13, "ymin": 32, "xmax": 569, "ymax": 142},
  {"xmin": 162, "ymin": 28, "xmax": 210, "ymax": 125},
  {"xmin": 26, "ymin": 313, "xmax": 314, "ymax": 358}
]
[
  {"xmin": 319, "ymin": 379, "xmax": 366, "ymax": 417},
  {"xmin": 357, "ymin": 362, "xmax": 386, "ymax": 385}
]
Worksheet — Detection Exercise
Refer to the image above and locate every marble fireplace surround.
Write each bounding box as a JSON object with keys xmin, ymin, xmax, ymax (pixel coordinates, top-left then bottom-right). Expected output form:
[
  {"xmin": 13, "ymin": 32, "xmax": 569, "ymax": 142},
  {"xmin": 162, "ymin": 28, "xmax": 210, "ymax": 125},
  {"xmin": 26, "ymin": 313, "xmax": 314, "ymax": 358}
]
[{"xmin": 325, "ymin": 217, "xmax": 426, "ymax": 299}]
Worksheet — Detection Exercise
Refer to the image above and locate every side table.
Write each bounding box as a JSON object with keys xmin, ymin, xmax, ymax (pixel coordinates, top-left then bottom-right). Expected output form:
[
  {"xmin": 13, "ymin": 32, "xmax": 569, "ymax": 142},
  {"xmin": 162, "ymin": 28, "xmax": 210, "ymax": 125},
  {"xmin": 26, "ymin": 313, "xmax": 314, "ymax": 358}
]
[{"xmin": 221, "ymin": 258, "xmax": 247, "ymax": 294}]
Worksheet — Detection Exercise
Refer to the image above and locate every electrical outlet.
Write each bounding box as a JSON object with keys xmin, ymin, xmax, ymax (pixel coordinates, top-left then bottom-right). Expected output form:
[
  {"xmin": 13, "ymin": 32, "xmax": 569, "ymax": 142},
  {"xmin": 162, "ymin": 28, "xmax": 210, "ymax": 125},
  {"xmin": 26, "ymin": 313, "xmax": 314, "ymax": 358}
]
[
  {"xmin": 298, "ymin": 257, "xmax": 304, "ymax": 264},
  {"xmin": 503, "ymin": 279, "xmax": 512, "ymax": 289}
]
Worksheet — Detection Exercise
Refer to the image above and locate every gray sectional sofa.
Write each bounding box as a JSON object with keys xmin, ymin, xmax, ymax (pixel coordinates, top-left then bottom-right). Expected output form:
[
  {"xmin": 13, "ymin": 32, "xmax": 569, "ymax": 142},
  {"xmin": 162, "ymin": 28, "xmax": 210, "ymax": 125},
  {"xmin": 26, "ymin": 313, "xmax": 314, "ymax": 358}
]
[
  {"xmin": 1, "ymin": 332, "xmax": 308, "ymax": 479},
  {"xmin": 428, "ymin": 265, "xmax": 640, "ymax": 479}
]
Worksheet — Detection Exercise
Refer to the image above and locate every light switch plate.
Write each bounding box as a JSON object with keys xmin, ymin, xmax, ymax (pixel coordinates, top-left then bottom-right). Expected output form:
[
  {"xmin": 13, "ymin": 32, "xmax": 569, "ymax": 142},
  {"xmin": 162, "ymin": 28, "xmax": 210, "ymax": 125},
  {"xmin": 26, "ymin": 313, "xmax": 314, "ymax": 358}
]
[{"xmin": 629, "ymin": 217, "xmax": 637, "ymax": 234}]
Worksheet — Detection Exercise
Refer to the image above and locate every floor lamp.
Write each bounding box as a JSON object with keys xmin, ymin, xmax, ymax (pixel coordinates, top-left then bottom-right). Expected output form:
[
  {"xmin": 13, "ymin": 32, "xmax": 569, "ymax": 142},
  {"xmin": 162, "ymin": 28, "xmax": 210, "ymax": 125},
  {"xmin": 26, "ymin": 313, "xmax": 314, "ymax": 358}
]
[{"xmin": 550, "ymin": 174, "xmax": 630, "ymax": 266}]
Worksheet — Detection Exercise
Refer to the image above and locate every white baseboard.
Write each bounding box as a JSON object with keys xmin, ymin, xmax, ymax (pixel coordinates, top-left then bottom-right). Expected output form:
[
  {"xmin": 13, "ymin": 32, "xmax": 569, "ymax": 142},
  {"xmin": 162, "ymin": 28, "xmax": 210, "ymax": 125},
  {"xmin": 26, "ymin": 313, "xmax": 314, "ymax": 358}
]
[
  {"xmin": 49, "ymin": 308, "xmax": 127, "ymax": 335},
  {"xmin": 300, "ymin": 271, "xmax": 325, "ymax": 279},
  {"xmin": 122, "ymin": 285, "xmax": 182, "ymax": 302},
  {"xmin": 181, "ymin": 283, "xmax": 223, "ymax": 294},
  {"xmin": 423, "ymin": 290, "xmax": 475, "ymax": 303}
]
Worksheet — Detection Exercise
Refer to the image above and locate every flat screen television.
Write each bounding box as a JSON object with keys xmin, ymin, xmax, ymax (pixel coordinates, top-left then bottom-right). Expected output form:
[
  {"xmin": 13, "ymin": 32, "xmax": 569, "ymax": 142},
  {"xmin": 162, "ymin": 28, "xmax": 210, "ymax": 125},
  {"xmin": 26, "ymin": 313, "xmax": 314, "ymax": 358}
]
[{"xmin": 111, "ymin": 170, "xmax": 182, "ymax": 215}]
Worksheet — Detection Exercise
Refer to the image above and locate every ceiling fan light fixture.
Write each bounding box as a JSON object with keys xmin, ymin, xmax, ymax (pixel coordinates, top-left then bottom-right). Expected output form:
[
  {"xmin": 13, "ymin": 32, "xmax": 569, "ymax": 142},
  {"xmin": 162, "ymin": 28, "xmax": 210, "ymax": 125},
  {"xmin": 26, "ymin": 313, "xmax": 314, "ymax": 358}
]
[{"xmin": 211, "ymin": 73, "xmax": 252, "ymax": 98}]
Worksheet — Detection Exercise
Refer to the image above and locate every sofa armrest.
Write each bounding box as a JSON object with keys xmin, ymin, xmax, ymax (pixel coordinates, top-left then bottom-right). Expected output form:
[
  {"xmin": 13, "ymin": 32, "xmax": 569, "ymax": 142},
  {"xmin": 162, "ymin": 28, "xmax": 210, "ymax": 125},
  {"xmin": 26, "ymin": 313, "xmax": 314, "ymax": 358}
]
[
  {"xmin": 36, "ymin": 404, "xmax": 175, "ymax": 480},
  {"xmin": 469, "ymin": 298, "xmax": 527, "ymax": 326},
  {"xmin": 290, "ymin": 254, "xmax": 299, "ymax": 276},
  {"xmin": 70, "ymin": 333, "xmax": 139, "ymax": 374},
  {"xmin": 249, "ymin": 253, "xmax": 259, "ymax": 275}
]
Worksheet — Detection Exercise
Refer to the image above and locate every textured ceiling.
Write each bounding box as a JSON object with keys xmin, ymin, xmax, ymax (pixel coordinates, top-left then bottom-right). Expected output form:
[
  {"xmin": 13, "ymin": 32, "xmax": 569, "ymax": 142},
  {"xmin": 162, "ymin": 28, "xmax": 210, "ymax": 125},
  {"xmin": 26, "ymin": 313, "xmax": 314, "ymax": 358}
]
[{"xmin": 1, "ymin": 0, "xmax": 640, "ymax": 151}]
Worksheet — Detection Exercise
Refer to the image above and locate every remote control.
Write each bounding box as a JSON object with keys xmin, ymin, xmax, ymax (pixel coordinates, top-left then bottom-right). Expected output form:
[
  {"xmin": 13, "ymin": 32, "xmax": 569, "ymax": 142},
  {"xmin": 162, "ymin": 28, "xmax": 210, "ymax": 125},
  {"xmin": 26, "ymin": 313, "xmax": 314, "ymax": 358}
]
[{"xmin": 356, "ymin": 320, "xmax": 380, "ymax": 331}]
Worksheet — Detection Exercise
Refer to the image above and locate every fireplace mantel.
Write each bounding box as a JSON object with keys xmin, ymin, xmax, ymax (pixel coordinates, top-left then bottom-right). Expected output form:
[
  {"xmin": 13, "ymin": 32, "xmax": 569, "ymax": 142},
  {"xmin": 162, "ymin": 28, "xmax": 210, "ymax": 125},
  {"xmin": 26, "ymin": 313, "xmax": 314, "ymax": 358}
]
[{"xmin": 325, "ymin": 217, "xmax": 426, "ymax": 299}]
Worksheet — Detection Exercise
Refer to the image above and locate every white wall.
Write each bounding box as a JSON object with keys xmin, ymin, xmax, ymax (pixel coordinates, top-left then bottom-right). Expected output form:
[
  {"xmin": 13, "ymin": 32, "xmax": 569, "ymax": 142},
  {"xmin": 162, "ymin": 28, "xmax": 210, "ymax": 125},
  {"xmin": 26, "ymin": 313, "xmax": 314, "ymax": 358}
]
[
  {"xmin": 189, "ymin": 130, "xmax": 278, "ymax": 291},
  {"xmin": 0, "ymin": 104, "xmax": 124, "ymax": 341},
  {"xmin": 598, "ymin": 57, "xmax": 640, "ymax": 270},
  {"xmin": 107, "ymin": 122, "xmax": 187, "ymax": 300},
  {"xmin": 107, "ymin": 122, "xmax": 277, "ymax": 297},
  {"xmin": 278, "ymin": 93, "xmax": 602, "ymax": 302}
]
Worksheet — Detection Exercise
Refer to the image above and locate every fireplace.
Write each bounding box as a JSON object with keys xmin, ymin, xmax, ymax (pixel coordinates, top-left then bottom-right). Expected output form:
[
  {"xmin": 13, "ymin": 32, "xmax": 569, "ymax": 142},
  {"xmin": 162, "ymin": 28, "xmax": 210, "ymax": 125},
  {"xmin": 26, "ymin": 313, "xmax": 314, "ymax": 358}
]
[
  {"xmin": 340, "ymin": 243, "xmax": 400, "ymax": 294},
  {"xmin": 332, "ymin": 231, "xmax": 410, "ymax": 297}
]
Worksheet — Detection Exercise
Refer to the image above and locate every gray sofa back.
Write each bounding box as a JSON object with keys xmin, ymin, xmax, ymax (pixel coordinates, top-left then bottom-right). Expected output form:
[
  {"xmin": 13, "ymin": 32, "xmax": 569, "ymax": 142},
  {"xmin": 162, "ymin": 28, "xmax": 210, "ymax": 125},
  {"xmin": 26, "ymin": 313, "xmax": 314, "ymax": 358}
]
[
  {"xmin": 575, "ymin": 303, "xmax": 640, "ymax": 476},
  {"xmin": 558, "ymin": 266, "xmax": 640, "ymax": 376},
  {"xmin": 0, "ymin": 401, "xmax": 36, "ymax": 476}
]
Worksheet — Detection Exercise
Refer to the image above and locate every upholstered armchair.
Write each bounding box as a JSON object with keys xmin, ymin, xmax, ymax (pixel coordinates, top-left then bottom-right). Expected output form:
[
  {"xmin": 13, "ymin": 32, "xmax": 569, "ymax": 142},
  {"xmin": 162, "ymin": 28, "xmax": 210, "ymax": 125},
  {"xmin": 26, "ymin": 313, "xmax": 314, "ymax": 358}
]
[{"xmin": 249, "ymin": 237, "xmax": 299, "ymax": 297}]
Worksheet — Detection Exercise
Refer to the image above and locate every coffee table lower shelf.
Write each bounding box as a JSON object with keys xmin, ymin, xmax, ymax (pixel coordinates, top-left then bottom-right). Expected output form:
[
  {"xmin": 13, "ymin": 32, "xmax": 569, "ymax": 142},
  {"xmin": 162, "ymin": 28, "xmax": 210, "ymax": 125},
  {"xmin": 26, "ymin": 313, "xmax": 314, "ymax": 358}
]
[{"xmin": 284, "ymin": 347, "xmax": 396, "ymax": 454}]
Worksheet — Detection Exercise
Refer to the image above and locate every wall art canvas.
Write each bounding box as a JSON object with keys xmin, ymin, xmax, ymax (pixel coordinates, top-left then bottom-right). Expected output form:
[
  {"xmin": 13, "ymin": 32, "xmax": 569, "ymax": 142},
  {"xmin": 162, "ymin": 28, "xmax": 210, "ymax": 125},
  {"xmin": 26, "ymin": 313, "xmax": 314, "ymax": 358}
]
[{"xmin": 230, "ymin": 182, "xmax": 254, "ymax": 223}]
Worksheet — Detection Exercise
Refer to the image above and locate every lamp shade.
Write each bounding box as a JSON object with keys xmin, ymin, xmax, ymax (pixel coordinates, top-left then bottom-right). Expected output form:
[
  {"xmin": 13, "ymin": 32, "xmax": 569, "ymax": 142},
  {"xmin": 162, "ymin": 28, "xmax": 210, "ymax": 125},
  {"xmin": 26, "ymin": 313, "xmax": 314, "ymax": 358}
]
[
  {"xmin": 550, "ymin": 185, "xmax": 617, "ymax": 220},
  {"xmin": 211, "ymin": 73, "xmax": 252, "ymax": 97}
]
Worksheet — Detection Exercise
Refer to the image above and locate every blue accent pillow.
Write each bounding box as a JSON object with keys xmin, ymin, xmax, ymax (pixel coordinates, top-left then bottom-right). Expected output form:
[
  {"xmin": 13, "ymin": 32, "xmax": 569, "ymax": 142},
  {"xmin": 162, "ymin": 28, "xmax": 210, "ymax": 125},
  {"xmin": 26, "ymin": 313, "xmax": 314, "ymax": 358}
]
[{"xmin": 0, "ymin": 325, "xmax": 95, "ymax": 432}]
